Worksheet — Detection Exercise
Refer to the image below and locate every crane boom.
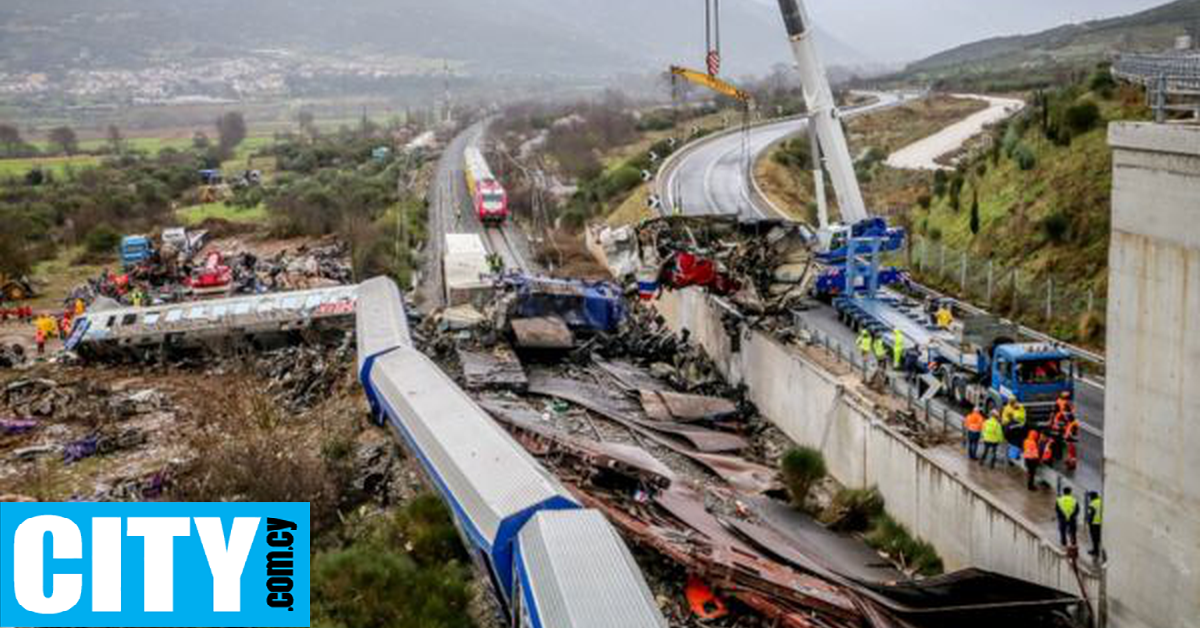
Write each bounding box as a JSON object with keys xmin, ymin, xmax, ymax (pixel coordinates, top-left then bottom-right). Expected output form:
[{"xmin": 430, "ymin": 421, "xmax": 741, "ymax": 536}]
[
  {"xmin": 669, "ymin": 66, "xmax": 752, "ymax": 104},
  {"xmin": 775, "ymin": 0, "xmax": 868, "ymax": 225}
]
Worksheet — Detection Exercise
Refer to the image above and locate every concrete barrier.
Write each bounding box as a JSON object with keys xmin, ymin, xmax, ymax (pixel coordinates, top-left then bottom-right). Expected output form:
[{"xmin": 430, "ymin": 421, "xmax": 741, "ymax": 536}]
[{"xmin": 652, "ymin": 287, "xmax": 1098, "ymax": 598}]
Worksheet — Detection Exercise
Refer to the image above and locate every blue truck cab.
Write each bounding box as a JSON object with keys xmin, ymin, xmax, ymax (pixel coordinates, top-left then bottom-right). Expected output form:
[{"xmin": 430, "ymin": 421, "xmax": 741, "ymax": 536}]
[
  {"xmin": 983, "ymin": 343, "xmax": 1075, "ymax": 422},
  {"xmin": 119, "ymin": 235, "xmax": 154, "ymax": 270}
]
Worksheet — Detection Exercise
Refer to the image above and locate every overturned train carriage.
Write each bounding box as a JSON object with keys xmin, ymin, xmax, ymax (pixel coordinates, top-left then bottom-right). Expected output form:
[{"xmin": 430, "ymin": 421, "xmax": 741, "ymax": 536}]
[{"xmin": 355, "ymin": 277, "xmax": 666, "ymax": 628}]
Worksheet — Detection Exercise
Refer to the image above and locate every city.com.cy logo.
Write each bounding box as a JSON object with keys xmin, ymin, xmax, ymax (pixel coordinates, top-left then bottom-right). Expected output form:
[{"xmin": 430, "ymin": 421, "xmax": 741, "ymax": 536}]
[{"xmin": 0, "ymin": 502, "xmax": 309, "ymax": 627}]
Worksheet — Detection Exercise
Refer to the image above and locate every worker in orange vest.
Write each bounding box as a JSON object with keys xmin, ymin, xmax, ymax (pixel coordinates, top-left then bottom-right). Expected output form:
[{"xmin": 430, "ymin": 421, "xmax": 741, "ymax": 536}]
[
  {"xmin": 1056, "ymin": 391, "xmax": 1075, "ymax": 417},
  {"xmin": 1023, "ymin": 430, "xmax": 1041, "ymax": 491},
  {"xmin": 1063, "ymin": 414, "xmax": 1081, "ymax": 471},
  {"xmin": 963, "ymin": 407, "xmax": 985, "ymax": 460},
  {"xmin": 34, "ymin": 326, "xmax": 46, "ymax": 355}
]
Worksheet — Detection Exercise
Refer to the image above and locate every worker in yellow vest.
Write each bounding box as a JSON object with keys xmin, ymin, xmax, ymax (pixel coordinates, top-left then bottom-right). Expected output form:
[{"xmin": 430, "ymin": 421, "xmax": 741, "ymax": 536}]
[
  {"xmin": 936, "ymin": 304, "xmax": 954, "ymax": 329},
  {"xmin": 857, "ymin": 329, "xmax": 872, "ymax": 361},
  {"xmin": 980, "ymin": 411, "xmax": 1005, "ymax": 468},
  {"xmin": 1002, "ymin": 398, "xmax": 1027, "ymax": 427},
  {"xmin": 1056, "ymin": 486, "xmax": 1079, "ymax": 547},
  {"xmin": 892, "ymin": 328, "xmax": 904, "ymax": 369},
  {"xmin": 872, "ymin": 334, "xmax": 887, "ymax": 365},
  {"xmin": 1086, "ymin": 492, "xmax": 1103, "ymax": 557}
]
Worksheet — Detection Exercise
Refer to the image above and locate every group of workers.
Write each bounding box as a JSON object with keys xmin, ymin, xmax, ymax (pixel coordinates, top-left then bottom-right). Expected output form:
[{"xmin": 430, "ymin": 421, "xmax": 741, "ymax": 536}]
[
  {"xmin": 964, "ymin": 393, "xmax": 1083, "ymax": 486},
  {"xmin": 856, "ymin": 327, "xmax": 907, "ymax": 371},
  {"xmin": 30, "ymin": 298, "xmax": 87, "ymax": 355},
  {"xmin": 1056, "ymin": 485, "xmax": 1104, "ymax": 557},
  {"xmin": 963, "ymin": 393, "xmax": 1102, "ymax": 556}
]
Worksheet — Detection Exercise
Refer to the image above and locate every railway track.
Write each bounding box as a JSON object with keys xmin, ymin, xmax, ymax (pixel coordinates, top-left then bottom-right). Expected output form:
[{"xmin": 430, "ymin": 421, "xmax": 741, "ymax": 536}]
[{"xmin": 483, "ymin": 224, "xmax": 530, "ymax": 273}]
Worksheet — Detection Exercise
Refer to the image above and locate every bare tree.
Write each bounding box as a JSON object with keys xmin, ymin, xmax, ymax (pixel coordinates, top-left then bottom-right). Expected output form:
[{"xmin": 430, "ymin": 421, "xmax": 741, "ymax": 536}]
[
  {"xmin": 215, "ymin": 111, "xmax": 247, "ymax": 160},
  {"xmin": 106, "ymin": 124, "xmax": 124, "ymax": 154},
  {"xmin": 48, "ymin": 126, "xmax": 79, "ymax": 156},
  {"xmin": 0, "ymin": 123, "xmax": 22, "ymax": 156}
]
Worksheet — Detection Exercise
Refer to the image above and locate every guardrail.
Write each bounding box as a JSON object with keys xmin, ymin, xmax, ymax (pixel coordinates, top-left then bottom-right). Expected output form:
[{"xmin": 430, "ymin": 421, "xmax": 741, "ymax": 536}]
[{"xmin": 1113, "ymin": 52, "xmax": 1200, "ymax": 122}]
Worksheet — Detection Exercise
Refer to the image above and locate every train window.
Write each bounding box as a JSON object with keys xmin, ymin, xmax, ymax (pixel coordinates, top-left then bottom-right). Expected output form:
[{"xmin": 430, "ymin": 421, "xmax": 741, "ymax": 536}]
[
  {"xmin": 187, "ymin": 306, "xmax": 209, "ymax": 321},
  {"xmin": 305, "ymin": 294, "xmax": 324, "ymax": 309},
  {"xmin": 120, "ymin": 314, "xmax": 138, "ymax": 327},
  {"xmin": 282, "ymin": 296, "xmax": 303, "ymax": 310},
  {"xmin": 211, "ymin": 305, "xmax": 229, "ymax": 319},
  {"xmin": 164, "ymin": 309, "xmax": 183, "ymax": 323},
  {"xmin": 105, "ymin": 316, "xmax": 117, "ymax": 329},
  {"xmin": 257, "ymin": 299, "xmax": 277, "ymax": 313},
  {"xmin": 232, "ymin": 302, "xmax": 252, "ymax": 316},
  {"xmin": 143, "ymin": 313, "xmax": 161, "ymax": 326}
]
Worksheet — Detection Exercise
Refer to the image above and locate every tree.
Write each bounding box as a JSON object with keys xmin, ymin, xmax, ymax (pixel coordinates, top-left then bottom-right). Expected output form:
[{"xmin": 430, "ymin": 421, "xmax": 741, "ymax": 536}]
[
  {"xmin": 215, "ymin": 111, "xmax": 247, "ymax": 159},
  {"xmin": 0, "ymin": 123, "xmax": 22, "ymax": 155},
  {"xmin": 970, "ymin": 190, "xmax": 981, "ymax": 235},
  {"xmin": 298, "ymin": 110, "xmax": 316, "ymax": 137},
  {"xmin": 193, "ymin": 131, "xmax": 212, "ymax": 150},
  {"xmin": 48, "ymin": 126, "xmax": 79, "ymax": 156},
  {"xmin": 106, "ymin": 125, "xmax": 124, "ymax": 154},
  {"xmin": 1064, "ymin": 101, "xmax": 1102, "ymax": 135}
]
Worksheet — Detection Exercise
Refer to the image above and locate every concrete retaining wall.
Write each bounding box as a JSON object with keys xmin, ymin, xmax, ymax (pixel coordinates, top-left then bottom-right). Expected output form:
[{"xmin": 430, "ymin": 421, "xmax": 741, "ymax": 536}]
[{"xmin": 654, "ymin": 287, "xmax": 1097, "ymax": 597}]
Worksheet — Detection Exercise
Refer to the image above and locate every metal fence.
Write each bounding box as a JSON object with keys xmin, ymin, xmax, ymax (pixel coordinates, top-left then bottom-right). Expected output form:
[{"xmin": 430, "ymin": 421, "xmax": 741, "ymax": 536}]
[
  {"xmin": 905, "ymin": 237, "xmax": 1105, "ymax": 336},
  {"xmin": 1112, "ymin": 52, "xmax": 1200, "ymax": 122}
]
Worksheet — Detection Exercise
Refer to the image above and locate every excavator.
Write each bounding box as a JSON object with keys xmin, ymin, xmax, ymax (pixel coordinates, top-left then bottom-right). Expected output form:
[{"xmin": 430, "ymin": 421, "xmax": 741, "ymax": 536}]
[{"xmin": 1, "ymin": 273, "xmax": 36, "ymax": 302}]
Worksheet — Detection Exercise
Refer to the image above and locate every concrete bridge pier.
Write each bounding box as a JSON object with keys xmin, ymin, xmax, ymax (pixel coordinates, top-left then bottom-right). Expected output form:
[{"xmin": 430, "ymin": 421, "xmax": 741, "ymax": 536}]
[{"xmin": 1104, "ymin": 122, "xmax": 1200, "ymax": 628}]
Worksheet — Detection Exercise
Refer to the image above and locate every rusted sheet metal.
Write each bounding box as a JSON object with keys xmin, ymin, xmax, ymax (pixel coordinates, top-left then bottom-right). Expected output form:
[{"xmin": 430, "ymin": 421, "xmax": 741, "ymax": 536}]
[
  {"xmin": 595, "ymin": 359, "xmax": 670, "ymax": 393},
  {"xmin": 512, "ymin": 316, "xmax": 574, "ymax": 349},
  {"xmin": 480, "ymin": 397, "xmax": 676, "ymax": 490},
  {"xmin": 527, "ymin": 372, "xmax": 749, "ymax": 453},
  {"xmin": 458, "ymin": 348, "xmax": 528, "ymax": 390},
  {"xmin": 639, "ymin": 390, "xmax": 738, "ymax": 423},
  {"xmin": 573, "ymin": 487, "xmax": 864, "ymax": 628}
]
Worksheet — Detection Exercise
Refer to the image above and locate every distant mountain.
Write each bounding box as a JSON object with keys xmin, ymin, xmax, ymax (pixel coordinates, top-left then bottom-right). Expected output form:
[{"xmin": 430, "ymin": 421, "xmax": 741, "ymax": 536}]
[
  {"xmin": 0, "ymin": 0, "xmax": 868, "ymax": 78},
  {"xmin": 904, "ymin": 0, "xmax": 1199, "ymax": 76}
]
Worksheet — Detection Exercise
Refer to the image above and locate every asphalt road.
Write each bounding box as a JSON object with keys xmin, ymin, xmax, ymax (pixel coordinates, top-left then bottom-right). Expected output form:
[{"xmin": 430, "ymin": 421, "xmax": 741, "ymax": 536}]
[
  {"xmin": 662, "ymin": 92, "xmax": 909, "ymax": 218},
  {"xmin": 660, "ymin": 93, "xmax": 1106, "ymax": 494}
]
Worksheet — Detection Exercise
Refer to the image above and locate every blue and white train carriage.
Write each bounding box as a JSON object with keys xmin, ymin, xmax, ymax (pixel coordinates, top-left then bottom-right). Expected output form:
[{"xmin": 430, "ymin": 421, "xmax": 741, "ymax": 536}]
[{"xmin": 355, "ymin": 278, "xmax": 666, "ymax": 628}]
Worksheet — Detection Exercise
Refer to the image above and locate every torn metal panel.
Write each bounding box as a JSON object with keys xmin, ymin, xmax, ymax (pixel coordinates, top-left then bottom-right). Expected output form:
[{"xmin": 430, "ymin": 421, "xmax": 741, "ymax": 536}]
[
  {"xmin": 526, "ymin": 372, "xmax": 749, "ymax": 454},
  {"xmin": 512, "ymin": 317, "xmax": 575, "ymax": 349},
  {"xmin": 639, "ymin": 390, "xmax": 738, "ymax": 423},
  {"xmin": 594, "ymin": 359, "xmax": 670, "ymax": 393},
  {"xmin": 458, "ymin": 348, "xmax": 528, "ymax": 390},
  {"xmin": 480, "ymin": 397, "xmax": 675, "ymax": 490}
]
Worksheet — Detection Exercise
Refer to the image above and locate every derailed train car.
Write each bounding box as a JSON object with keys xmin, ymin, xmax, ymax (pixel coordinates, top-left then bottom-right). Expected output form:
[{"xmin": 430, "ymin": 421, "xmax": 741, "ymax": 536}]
[{"xmin": 355, "ymin": 277, "xmax": 666, "ymax": 628}]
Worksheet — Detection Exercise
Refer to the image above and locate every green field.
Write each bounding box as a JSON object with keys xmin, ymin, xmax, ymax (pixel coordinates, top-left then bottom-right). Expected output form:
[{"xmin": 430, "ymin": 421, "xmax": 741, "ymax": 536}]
[
  {"xmin": 0, "ymin": 154, "xmax": 103, "ymax": 179},
  {"xmin": 177, "ymin": 202, "xmax": 268, "ymax": 226}
]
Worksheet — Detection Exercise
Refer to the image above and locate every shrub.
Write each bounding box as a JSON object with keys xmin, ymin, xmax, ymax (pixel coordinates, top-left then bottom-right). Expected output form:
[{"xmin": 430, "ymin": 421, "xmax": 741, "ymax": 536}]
[
  {"xmin": 932, "ymin": 170, "xmax": 948, "ymax": 197},
  {"xmin": 391, "ymin": 495, "xmax": 468, "ymax": 566},
  {"xmin": 928, "ymin": 226, "xmax": 943, "ymax": 242},
  {"xmin": 780, "ymin": 447, "xmax": 826, "ymax": 508},
  {"xmin": 917, "ymin": 194, "xmax": 932, "ymax": 210},
  {"xmin": 865, "ymin": 513, "xmax": 944, "ymax": 576},
  {"xmin": 84, "ymin": 224, "xmax": 121, "ymax": 256},
  {"xmin": 825, "ymin": 487, "xmax": 885, "ymax": 532},
  {"xmin": 1041, "ymin": 212, "xmax": 1070, "ymax": 244},
  {"xmin": 312, "ymin": 544, "xmax": 473, "ymax": 628},
  {"xmin": 1064, "ymin": 100, "xmax": 1102, "ymax": 135},
  {"xmin": 970, "ymin": 193, "xmax": 981, "ymax": 235},
  {"xmin": 1013, "ymin": 144, "xmax": 1037, "ymax": 171}
]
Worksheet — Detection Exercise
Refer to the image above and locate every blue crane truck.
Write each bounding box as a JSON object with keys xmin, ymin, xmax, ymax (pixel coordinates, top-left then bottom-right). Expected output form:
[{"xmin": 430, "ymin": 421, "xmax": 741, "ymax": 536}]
[
  {"xmin": 835, "ymin": 293, "xmax": 1075, "ymax": 424},
  {"xmin": 119, "ymin": 235, "xmax": 154, "ymax": 270}
]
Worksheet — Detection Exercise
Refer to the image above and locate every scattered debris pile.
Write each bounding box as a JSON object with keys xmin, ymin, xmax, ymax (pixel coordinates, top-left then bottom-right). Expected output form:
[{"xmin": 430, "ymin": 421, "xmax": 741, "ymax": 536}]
[
  {"xmin": 604, "ymin": 216, "xmax": 817, "ymax": 315},
  {"xmin": 420, "ymin": 288, "xmax": 1087, "ymax": 627}
]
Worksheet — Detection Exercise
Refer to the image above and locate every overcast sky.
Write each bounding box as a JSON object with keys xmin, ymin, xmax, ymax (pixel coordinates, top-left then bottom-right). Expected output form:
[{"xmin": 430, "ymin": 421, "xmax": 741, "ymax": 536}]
[{"xmin": 761, "ymin": 0, "xmax": 1174, "ymax": 61}]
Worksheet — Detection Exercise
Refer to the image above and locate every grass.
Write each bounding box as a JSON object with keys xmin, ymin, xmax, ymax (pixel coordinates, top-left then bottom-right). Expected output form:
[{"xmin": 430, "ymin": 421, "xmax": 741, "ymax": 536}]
[
  {"xmin": 28, "ymin": 246, "xmax": 110, "ymax": 311},
  {"xmin": 0, "ymin": 154, "xmax": 102, "ymax": 179},
  {"xmin": 864, "ymin": 513, "xmax": 944, "ymax": 577},
  {"xmin": 177, "ymin": 202, "xmax": 268, "ymax": 226}
]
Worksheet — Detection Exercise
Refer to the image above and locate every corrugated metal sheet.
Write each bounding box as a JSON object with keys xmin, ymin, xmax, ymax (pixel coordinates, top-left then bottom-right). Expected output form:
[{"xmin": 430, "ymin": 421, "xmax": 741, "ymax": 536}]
[
  {"xmin": 519, "ymin": 510, "xmax": 667, "ymax": 628},
  {"xmin": 355, "ymin": 277, "xmax": 409, "ymax": 375},
  {"xmin": 371, "ymin": 347, "xmax": 574, "ymax": 546}
]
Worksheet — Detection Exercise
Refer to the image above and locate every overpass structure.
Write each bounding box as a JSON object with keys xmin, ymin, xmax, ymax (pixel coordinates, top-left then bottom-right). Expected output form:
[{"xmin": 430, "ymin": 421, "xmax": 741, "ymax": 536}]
[{"xmin": 1113, "ymin": 51, "xmax": 1200, "ymax": 121}]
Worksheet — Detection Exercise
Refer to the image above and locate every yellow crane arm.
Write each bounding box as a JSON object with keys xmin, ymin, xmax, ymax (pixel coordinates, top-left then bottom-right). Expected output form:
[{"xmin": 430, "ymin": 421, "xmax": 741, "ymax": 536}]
[{"xmin": 669, "ymin": 66, "xmax": 751, "ymax": 104}]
